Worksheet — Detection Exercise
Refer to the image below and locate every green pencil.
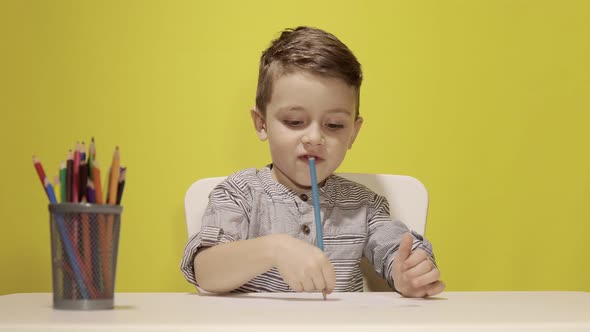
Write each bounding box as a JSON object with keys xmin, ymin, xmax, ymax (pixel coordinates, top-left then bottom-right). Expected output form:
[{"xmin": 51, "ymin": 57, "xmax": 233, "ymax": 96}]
[{"xmin": 59, "ymin": 161, "xmax": 67, "ymax": 203}]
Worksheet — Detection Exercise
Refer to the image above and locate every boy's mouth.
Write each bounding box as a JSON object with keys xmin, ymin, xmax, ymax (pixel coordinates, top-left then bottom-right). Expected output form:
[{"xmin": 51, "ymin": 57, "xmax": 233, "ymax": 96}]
[{"xmin": 300, "ymin": 154, "xmax": 323, "ymax": 162}]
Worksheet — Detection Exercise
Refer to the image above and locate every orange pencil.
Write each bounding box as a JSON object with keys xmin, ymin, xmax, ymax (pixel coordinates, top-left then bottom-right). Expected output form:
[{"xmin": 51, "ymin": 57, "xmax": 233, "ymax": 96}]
[{"xmin": 92, "ymin": 160, "xmax": 104, "ymax": 204}]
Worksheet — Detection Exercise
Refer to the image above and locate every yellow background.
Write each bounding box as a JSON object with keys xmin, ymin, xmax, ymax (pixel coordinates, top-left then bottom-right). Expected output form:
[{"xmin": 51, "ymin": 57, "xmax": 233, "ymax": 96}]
[{"xmin": 1, "ymin": 0, "xmax": 588, "ymax": 294}]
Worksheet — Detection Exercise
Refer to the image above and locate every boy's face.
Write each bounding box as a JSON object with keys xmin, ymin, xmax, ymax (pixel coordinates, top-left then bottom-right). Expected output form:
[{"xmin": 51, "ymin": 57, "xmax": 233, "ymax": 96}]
[{"xmin": 251, "ymin": 71, "xmax": 363, "ymax": 193}]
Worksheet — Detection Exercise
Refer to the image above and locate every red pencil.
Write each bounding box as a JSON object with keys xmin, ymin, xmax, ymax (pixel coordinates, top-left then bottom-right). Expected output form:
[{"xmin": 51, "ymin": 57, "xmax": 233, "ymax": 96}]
[{"xmin": 32, "ymin": 156, "xmax": 49, "ymax": 200}]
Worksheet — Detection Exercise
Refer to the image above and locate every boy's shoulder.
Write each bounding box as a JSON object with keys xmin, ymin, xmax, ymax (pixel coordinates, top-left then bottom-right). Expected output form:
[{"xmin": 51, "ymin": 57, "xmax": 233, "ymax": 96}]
[
  {"xmin": 219, "ymin": 167, "xmax": 260, "ymax": 188},
  {"xmin": 226, "ymin": 167, "xmax": 261, "ymax": 181},
  {"xmin": 327, "ymin": 174, "xmax": 383, "ymax": 204},
  {"xmin": 215, "ymin": 166, "xmax": 269, "ymax": 196}
]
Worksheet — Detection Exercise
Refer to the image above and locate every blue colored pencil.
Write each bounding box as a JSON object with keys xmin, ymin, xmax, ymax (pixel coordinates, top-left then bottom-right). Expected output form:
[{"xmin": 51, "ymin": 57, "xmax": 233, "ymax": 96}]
[
  {"xmin": 45, "ymin": 178, "xmax": 58, "ymax": 204},
  {"xmin": 308, "ymin": 157, "xmax": 324, "ymax": 251},
  {"xmin": 44, "ymin": 178, "xmax": 93, "ymax": 299}
]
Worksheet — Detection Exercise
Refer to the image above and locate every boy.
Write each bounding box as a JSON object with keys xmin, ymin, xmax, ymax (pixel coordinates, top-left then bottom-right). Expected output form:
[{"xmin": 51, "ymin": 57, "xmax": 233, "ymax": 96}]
[{"xmin": 181, "ymin": 26, "xmax": 444, "ymax": 297}]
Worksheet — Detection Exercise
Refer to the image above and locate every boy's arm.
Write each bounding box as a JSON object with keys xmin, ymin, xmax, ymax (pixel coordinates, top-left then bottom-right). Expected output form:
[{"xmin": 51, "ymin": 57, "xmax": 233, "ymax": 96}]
[
  {"xmin": 390, "ymin": 233, "xmax": 445, "ymax": 297},
  {"xmin": 194, "ymin": 233, "xmax": 335, "ymax": 294},
  {"xmin": 363, "ymin": 193, "xmax": 443, "ymax": 297},
  {"xmin": 193, "ymin": 235, "xmax": 276, "ymax": 292}
]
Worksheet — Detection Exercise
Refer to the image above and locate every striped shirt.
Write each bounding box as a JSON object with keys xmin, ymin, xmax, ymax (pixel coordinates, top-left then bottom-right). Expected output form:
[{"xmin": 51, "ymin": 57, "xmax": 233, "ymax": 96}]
[{"xmin": 180, "ymin": 165, "xmax": 435, "ymax": 292}]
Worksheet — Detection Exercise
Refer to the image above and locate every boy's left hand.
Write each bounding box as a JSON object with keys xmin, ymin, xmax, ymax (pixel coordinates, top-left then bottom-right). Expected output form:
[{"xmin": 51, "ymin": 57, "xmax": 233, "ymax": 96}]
[{"xmin": 391, "ymin": 233, "xmax": 445, "ymax": 298}]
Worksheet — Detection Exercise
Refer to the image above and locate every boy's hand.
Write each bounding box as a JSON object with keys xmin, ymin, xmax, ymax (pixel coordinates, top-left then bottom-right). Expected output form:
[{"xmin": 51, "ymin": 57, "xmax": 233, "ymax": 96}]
[
  {"xmin": 392, "ymin": 233, "xmax": 445, "ymax": 297},
  {"xmin": 272, "ymin": 234, "xmax": 335, "ymax": 294}
]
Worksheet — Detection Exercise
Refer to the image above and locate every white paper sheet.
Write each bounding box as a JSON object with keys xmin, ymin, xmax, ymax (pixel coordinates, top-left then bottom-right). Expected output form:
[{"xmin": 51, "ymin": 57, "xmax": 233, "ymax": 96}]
[{"xmin": 196, "ymin": 292, "xmax": 422, "ymax": 310}]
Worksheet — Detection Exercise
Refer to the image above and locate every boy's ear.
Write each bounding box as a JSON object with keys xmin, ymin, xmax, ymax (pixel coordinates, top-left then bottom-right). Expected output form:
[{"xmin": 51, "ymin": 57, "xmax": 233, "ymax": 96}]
[
  {"xmin": 347, "ymin": 116, "xmax": 364, "ymax": 149},
  {"xmin": 250, "ymin": 107, "xmax": 268, "ymax": 141}
]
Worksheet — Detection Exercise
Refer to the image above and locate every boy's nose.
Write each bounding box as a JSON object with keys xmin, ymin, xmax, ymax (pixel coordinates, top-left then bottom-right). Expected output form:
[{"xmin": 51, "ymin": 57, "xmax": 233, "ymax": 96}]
[{"xmin": 302, "ymin": 126, "xmax": 325, "ymax": 146}]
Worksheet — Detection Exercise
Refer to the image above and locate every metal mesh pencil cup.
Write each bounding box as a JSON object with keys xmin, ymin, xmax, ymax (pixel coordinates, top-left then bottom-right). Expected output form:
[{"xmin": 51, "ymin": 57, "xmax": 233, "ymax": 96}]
[{"xmin": 48, "ymin": 203, "xmax": 122, "ymax": 310}]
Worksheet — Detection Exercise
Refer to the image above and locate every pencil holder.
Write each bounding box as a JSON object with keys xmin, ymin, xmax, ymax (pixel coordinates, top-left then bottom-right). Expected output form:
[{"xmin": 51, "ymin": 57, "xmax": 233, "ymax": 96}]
[{"xmin": 48, "ymin": 203, "xmax": 122, "ymax": 310}]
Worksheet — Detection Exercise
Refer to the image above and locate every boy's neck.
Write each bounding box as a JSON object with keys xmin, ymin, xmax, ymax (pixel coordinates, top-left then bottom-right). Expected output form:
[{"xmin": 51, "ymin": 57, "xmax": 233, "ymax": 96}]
[{"xmin": 269, "ymin": 164, "xmax": 327, "ymax": 194}]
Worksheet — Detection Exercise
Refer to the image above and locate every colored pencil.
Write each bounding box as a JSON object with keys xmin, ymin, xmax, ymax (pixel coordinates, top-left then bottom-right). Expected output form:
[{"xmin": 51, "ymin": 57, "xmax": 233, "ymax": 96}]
[
  {"xmin": 32, "ymin": 156, "xmax": 49, "ymax": 200},
  {"xmin": 107, "ymin": 147, "xmax": 120, "ymax": 205},
  {"xmin": 91, "ymin": 158, "xmax": 107, "ymax": 292},
  {"xmin": 44, "ymin": 177, "xmax": 58, "ymax": 205},
  {"xmin": 90, "ymin": 137, "xmax": 96, "ymax": 160},
  {"xmin": 88, "ymin": 139, "xmax": 95, "ymax": 181},
  {"xmin": 59, "ymin": 161, "xmax": 67, "ymax": 203},
  {"xmin": 66, "ymin": 150, "xmax": 73, "ymax": 202},
  {"xmin": 87, "ymin": 179, "xmax": 96, "ymax": 204},
  {"xmin": 53, "ymin": 175, "xmax": 61, "ymax": 204},
  {"xmin": 85, "ymin": 178, "xmax": 99, "ymax": 293},
  {"xmin": 80, "ymin": 195, "xmax": 92, "ymax": 282},
  {"xmin": 71, "ymin": 144, "xmax": 81, "ymax": 298},
  {"xmin": 308, "ymin": 157, "xmax": 324, "ymax": 250},
  {"xmin": 308, "ymin": 157, "xmax": 327, "ymax": 300},
  {"xmin": 116, "ymin": 167, "xmax": 126, "ymax": 205},
  {"xmin": 92, "ymin": 159, "xmax": 104, "ymax": 204},
  {"xmin": 72, "ymin": 143, "xmax": 80, "ymax": 203},
  {"xmin": 103, "ymin": 147, "xmax": 120, "ymax": 294},
  {"xmin": 80, "ymin": 142, "xmax": 86, "ymax": 162},
  {"xmin": 79, "ymin": 161, "xmax": 88, "ymax": 202}
]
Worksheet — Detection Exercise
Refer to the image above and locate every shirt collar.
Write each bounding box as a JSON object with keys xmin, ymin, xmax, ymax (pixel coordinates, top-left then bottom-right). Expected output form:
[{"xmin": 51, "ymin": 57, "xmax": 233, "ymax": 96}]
[{"xmin": 257, "ymin": 164, "xmax": 336, "ymax": 202}]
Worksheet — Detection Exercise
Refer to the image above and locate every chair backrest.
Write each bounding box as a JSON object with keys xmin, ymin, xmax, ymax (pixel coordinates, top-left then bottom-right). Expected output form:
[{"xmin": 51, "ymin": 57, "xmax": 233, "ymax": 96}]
[{"xmin": 184, "ymin": 173, "xmax": 429, "ymax": 292}]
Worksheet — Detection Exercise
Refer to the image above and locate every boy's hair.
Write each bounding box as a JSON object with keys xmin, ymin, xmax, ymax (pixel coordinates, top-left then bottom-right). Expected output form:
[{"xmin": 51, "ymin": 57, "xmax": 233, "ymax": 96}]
[{"xmin": 255, "ymin": 26, "xmax": 363, "ymax": 118}]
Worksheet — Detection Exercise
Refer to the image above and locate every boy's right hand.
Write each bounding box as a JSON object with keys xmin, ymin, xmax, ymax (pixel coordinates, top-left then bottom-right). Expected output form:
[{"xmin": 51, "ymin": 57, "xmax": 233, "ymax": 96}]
[{"xmin": 271, "ymin": 234, "xmax": 336, "ymax": 294}]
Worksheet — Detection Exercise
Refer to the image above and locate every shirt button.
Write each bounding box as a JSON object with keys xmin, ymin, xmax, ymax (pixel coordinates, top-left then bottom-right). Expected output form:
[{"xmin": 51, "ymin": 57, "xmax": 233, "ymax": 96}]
[
  {"xmin": 300, "ymin": 194, "xmax": 308, "ymax": 201},
  {"xmin": 301, "ymin": 224, "xmax": 311, "ymax": 235}
]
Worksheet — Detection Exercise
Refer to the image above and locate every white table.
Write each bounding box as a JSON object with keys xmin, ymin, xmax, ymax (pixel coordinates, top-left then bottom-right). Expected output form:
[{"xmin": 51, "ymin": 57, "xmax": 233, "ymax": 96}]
[{"xmin": 1, "ymin": 292, "xmax": 589, "ymax": 331}]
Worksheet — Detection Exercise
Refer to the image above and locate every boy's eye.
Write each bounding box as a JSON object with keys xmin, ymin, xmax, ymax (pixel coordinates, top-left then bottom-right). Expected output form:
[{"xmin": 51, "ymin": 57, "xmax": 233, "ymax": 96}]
[
  {"xmin": 283, "ymin": 120, "xmax": 304, "ymax": 127},
  {"xmin": 326, "ymin": 123, "xmax": 345, "ymax": 129}
]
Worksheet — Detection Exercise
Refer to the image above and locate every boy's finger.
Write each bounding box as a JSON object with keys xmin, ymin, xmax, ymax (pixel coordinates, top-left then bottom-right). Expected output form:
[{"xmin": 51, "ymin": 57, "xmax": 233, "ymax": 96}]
[
  {"xmin": 425, "ymin": 280, "xmax": 446, "ymax": 297},
  {"xmin": 395, "ymin": 233, "xmax": 414, "ymax": 268},
  {"xmin": 302, "ymin": 278, "xmax": 316, "ymax": 292},
  {"xmin": 403, "ymin": 249, "xmax": 429, "ymax": 270},
  {"xmin": 409, "ymin": 267, "xmax": 440, "ymax": 289},
  {"xmin": 287, "ymin": 279, "xmax": 304, "ymax": 292},
  {"xmin": 322, "ymin": 264, "xmax": 336, "ymax": 294},
  {"xmin": 312, "ymin": 273, "xmax": 326, "ymax": 292},
  {"xmin": 403, "ymin": 258, "xmax": 434, "ymax": 279}
]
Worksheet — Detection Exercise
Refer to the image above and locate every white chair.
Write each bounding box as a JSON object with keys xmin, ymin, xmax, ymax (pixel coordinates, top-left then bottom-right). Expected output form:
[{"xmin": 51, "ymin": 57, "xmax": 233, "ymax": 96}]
[{"xmin": 184, "ymin": 173, "xmax": 428, "ymax": 292}]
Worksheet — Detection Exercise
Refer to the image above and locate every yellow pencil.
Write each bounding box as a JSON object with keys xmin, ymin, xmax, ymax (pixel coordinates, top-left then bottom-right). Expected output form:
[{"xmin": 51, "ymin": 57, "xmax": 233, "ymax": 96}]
[
  {"xmin": 107, "ymin": 147, "xmax": 120, "ymax": 205},
  {"xmin": 104, "ymin": 147, "xmax": 120, "ymax": 295}
]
